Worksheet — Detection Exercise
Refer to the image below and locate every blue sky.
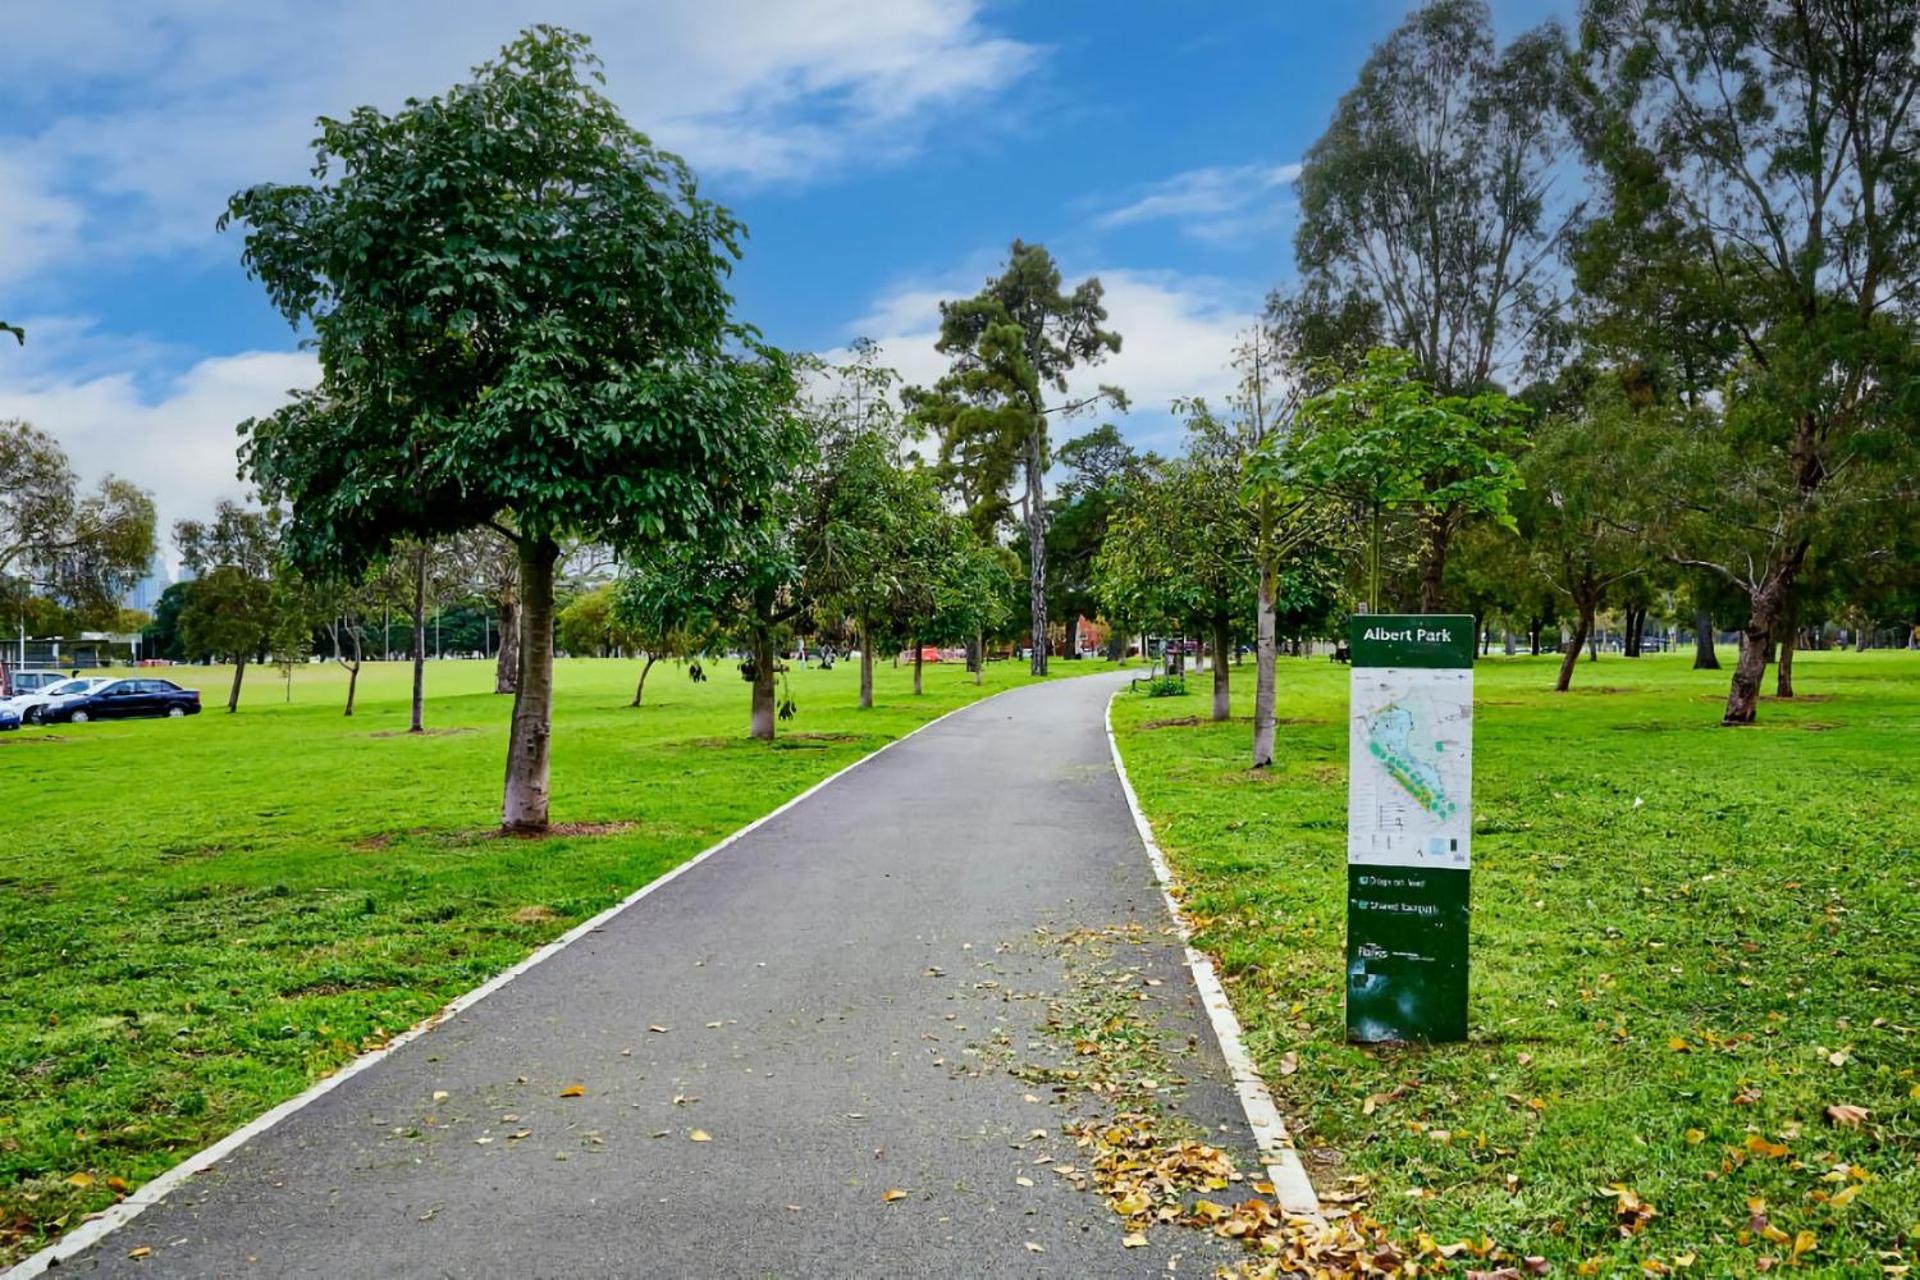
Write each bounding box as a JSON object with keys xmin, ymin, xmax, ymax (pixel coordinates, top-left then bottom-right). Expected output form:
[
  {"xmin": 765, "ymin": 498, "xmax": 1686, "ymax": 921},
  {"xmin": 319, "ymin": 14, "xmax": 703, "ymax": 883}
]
[{"xmin": 0, "ymin": 1, "xmax": 1572, "ymax": 545}]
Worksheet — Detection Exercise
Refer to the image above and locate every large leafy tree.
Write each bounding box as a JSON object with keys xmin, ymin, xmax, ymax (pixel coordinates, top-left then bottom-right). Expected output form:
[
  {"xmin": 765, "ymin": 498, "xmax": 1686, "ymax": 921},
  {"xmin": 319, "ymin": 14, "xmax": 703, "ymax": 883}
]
[
  {"xmin": 225, "ymin": 28, "xmax": 798, "ymax": 828},
  {"xmin": 1576, "ymin": 0, "xmax": 1920, "ymax": 723},
  {"xmin": 1283, "ymin": 0, "xmax": 1577, "ymax": 393},
  {"xmin": 1, "ymin": 419, "xmax": 156, "ymax": 621},
  {"xmin": 1281, "ymin": 348, "xmax": 1529, "ymax": 612},
  {"xmin": 909, "ymin": 241, "xmax": 1123, "ymax": 675}
]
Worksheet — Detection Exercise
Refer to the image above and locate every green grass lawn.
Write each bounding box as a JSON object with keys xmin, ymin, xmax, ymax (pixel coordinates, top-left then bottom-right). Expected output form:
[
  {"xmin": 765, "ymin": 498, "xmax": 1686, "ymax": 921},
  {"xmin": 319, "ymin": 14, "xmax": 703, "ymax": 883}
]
[
  {"xmin": 0, "ymin": 651, "xmax": 1087, "ymax": 1265},
  {"xmin": 1111, "ymin": 648, "xmax": 1919, "ymax": 1276}
]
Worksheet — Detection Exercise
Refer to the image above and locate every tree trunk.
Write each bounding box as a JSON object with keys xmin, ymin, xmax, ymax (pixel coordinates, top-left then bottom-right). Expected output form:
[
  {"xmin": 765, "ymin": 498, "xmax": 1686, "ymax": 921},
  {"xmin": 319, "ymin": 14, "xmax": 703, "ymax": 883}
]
[
  {"xmin": 859, "ymin": 621, "xmax": 874, "ymax": 709},
  {"xmin": 1555, "ymin": 606, "xmax": 1593, "ymax": 693},
  {"xmin": 227, "ymin": 656, "xmax": 247, "ymax": 713},
  {"xmin": 409, "ymin": 548, "xmax": 427, "ymax": 734},
  {"xmin": 1692, "ymin": 610, "xmax": 1719, "ymax": 669},
  {"xmin": 1025, "ymin": 426, "xmax": 1048, "ymax": 677},
  {"xmin": 974, "ymin": 627, "xmax": 984, "ymax": 685},
  {"xmin": 1418, "ymin": 510, "xmax": 1452, "ymax": 613},
  {"xmin": 501, "ymin": 537, "xmax": 557, "ymax": 832},
  {"xmin": 1528, "ymin": 619, "xmax": 1542, "ymax": 656},
  {"xmin": 1771, "ymin": 596, "xmax": 1799, "ymax": 698},
  {"xmin": 1724, "ymin": 550, "xmax": 1804, "ymax": 725},
  {"xmin": 631, "ymin": 654, "xmax": 657, "ymax": 707},
  {"xmin": 342, "ymin": 625, "xmax": 363, "ymax": 717},
  {"xmin": 749, "ymin": 627, "xmax": 776, "ymax": 741},
  {"xmin": 1586, "ymin": 626, "xmax": 1599, "ymax": 661},
  {"xmin": 494, "ymin": 597, "xmax": 520, "ymax": 695},
  {"xmin": 1252, "ymin": 563, "xmax": 1278, "ymax": 768},
  {"xmin": 1211, "ymin": 614, "xmax": 1231, "ymax": 723},
  {"xmin": 913, "ymin": 639, "xmax": 924, "ymax": 696}
]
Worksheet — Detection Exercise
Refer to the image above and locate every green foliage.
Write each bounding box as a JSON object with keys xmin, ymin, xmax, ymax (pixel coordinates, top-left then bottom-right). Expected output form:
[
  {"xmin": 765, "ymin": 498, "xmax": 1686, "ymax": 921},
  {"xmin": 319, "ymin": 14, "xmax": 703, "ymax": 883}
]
[
  {"xmin": 0, "ymin": 418, "xmax": 156, "ymax": 618},
  {"xmin": 1280, "ymin": 348, "xmax": 1530, "ymax": 609},
  {"xmin": 177, "ymin": 566, "xmax": 274, "ymax": 667},
  {"xmin": 1094, "ymin": 408, "xmax": 1255, "ymax": 638},
  {"xmin": 225, "ymin": 28, "xmax": 799, "ymax": 570}
]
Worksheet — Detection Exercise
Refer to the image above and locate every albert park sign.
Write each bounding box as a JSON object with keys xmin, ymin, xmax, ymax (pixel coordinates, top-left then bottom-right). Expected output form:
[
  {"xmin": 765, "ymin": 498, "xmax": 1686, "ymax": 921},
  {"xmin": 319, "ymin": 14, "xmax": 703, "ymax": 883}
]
[{"xmin": 1346, "ymin": 615, "xmax": 1474, "ymax": 1042}]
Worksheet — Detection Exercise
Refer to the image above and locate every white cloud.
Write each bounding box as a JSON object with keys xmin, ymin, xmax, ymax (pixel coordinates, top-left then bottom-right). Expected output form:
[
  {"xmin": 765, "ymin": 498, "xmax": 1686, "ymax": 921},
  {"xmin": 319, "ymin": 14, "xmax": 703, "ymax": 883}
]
[
  {"xmin": 0, "ymin": 325, "xmax": 318, "ymax": 558},
  {"xmin": 0, "ymin": 0, "xmax": 1041, "ymax": 287},
  {"xmin": 844, "ymin": 260, "xmax": 1261, "ymax": 457},
  {"xmin": 1094, "ymin": 161, "xmax": 1302, "ymax": 244}
]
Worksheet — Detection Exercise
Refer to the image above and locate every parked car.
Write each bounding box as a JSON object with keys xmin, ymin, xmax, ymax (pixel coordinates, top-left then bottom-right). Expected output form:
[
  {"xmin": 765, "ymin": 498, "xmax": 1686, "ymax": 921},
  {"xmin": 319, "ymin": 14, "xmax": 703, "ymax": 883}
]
[
  {"xmin": 3, "ymin": 676, "xmax": 112, "ymax": 724},
  {"xmin": 0, "ymin": 706, "xmax": 18, "ymax": 732},
  {"xmin": 5, "ymin": 669, "xmax": 72, "ymax": 696},
  {"xmin": 41, "ymin": 678, "xmax": 201, "ymax": 723}
]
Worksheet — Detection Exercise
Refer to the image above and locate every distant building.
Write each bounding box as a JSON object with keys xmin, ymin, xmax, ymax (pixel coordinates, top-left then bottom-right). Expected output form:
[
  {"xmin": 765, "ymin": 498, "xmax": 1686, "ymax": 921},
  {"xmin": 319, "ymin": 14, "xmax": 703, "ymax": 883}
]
[{"xmin": 125, "ymin": 554, "xmax": 174, "ymax": 613}]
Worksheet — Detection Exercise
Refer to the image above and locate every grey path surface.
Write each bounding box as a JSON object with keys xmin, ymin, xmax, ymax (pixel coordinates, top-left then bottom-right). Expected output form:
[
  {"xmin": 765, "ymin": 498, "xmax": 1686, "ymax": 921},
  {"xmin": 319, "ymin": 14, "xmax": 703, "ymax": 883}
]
[{"xmin": 61, "ymin": 673, "xmax": 1259, "ymax": 1278}]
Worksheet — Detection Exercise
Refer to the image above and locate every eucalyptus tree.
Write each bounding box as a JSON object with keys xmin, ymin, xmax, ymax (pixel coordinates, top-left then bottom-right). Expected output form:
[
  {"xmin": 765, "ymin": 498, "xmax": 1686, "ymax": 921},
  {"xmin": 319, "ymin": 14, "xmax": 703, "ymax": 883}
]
[
  {"xmin": 1, "ymin": 418, "xmax": 156, "ymax": 619},
  {"xmin": 224, "ymin": 28, "xmax": 799, "ymax": 829},
  {"xmin": 1576, "ymin": 0, "xmax": 1920, "ymax": 724},
  {"xmin": 1284, "ymin": 0, "xmax": 1577, "ymax": 393},
  {"xmin": 909, "ymin": 241, "xmax": 1124, "ymax": 675},
  {"xmin": 1516, "ymin": 385, "xmax": 1659, "ymax": 691}
]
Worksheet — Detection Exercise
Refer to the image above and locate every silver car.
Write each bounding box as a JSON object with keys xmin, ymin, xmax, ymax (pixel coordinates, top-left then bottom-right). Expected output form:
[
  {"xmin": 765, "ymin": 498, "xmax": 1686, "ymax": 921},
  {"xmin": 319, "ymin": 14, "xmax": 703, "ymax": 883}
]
[{"xmin": 3, "ymin": 676, "xmax": 112, "ymax": 725}]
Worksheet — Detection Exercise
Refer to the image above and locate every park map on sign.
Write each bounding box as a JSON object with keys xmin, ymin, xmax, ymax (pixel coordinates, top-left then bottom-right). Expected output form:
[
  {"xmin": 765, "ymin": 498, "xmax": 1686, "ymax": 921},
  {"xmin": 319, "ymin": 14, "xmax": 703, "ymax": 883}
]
[{"xmin": 1347, "ymin": 668, "xmax": 1473, "ymax": 869}]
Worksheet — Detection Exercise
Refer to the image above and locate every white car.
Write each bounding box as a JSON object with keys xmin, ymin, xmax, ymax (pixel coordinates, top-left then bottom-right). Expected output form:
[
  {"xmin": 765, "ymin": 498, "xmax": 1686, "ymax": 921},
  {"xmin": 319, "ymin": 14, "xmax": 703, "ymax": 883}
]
[{"xmin": 4, "ymin": 676, "xmax": 112, "ymax": 725}]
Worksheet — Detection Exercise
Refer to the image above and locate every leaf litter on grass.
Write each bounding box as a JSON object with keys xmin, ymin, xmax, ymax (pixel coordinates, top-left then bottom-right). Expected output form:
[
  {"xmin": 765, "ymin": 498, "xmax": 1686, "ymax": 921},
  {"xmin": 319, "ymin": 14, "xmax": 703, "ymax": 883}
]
[{"xmin": 990, "ymin": 922, "xmax": 1565, "ymax": 1277}]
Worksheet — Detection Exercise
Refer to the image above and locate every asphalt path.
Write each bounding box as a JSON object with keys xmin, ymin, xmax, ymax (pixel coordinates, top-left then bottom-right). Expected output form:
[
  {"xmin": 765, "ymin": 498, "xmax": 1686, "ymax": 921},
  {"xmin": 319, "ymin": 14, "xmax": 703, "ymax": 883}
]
[{"xmin": 57, "ymin": 671, "xmax": 1261, "ymax": 1278}]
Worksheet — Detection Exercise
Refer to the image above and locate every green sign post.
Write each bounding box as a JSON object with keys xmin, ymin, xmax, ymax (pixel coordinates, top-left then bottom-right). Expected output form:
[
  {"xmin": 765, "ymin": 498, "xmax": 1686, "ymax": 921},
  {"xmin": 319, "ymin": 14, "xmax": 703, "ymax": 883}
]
[{"xmin": 1346, "ymin": 615, "xmax": 1474, "ymax": 1042}]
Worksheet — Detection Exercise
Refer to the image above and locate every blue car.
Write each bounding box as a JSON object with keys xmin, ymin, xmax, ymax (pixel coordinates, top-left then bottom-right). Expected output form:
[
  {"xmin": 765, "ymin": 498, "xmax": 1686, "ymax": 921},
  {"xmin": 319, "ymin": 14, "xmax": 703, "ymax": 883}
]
[{"xmin": 0, "ymin": 706, "xmax": 18, "ymax": 731}]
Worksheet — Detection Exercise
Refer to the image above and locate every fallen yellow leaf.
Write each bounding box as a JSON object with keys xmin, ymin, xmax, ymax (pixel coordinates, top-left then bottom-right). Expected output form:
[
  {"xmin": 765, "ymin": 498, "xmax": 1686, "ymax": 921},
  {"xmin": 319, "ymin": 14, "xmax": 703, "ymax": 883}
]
[
  {"xmin": 1122, "ymin": 1232, "xmax": 1148, "ymax": 1248},
  {"xmin": 558, "ymin": 1084, "xmax": 585, "ymax": 1098},
  {"xmin": 882, "ymin": 1188, "xmax": 907, "ymax": 1202},
  {"xmin": 689, "ymin": 1129, "xmax": 712, "ymax": 1142},
  {"xmin": 1684, "ymin": 1128, "xmax": 1705, "ymax": 1145},
  {"xmin": 127, "ymin": 1246, "xmax": 152, "ymax": 1259},
  {"xmin": 65, "ymin": 1172, "xmax": 94, "ymax": 1189}
]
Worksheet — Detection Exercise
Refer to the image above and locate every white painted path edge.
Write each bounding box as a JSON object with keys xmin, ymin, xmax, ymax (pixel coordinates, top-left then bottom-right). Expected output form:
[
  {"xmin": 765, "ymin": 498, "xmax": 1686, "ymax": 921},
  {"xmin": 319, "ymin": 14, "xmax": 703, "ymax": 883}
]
[
  {"xmin": 6, "ymin": 688, "xmax": 1006, "ymax": 1280},
  {"xmin": 1104, "ymin": 690, "xmax": 1323, "ymax": 1220}
]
